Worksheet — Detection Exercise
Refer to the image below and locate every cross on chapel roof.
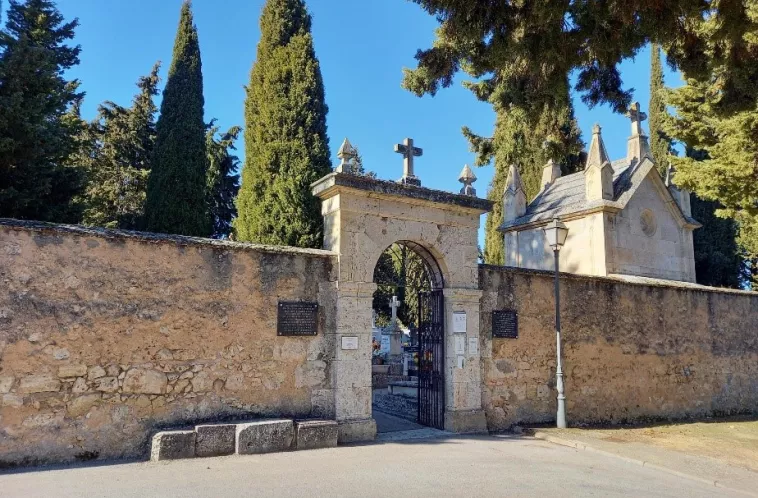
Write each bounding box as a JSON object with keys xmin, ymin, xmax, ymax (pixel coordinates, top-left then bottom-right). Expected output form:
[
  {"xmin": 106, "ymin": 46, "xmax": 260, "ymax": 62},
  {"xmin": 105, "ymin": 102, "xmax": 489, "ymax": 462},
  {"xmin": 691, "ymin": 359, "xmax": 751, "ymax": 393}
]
[{"xmin": 626, "ymin": 102, "xmax": 648, "ymax": 137}]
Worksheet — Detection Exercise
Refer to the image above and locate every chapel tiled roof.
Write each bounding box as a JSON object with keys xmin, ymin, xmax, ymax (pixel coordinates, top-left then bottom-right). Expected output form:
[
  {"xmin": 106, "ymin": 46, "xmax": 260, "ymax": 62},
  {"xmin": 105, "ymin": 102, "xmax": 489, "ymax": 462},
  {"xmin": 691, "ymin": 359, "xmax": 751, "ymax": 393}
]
[{"xmin": 500, "ymin": 159, "xmax": 633, "ymax": 229}]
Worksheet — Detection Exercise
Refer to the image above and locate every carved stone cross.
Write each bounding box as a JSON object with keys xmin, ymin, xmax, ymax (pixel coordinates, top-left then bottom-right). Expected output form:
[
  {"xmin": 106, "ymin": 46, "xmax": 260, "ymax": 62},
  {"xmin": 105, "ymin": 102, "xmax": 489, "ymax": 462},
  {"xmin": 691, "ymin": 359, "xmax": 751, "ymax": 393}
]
[
  {"xmin": 626, "ymin": 102, "xmax": 648, "ymax": 137},
  {"xmin": 394, "ymin": 138, "xmax": 423, "ymax": 186},
  {"xmin": 390, "ymin": 295, "xmax": 400, "ymax": 326}
]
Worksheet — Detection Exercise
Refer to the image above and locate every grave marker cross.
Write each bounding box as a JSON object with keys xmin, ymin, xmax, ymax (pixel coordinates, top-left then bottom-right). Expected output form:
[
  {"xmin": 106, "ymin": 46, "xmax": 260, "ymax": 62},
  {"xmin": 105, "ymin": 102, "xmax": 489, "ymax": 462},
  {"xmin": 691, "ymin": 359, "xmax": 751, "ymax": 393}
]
[{"xmin": 390, "ymin": 295, "xmax": 401, "ymax": 327}]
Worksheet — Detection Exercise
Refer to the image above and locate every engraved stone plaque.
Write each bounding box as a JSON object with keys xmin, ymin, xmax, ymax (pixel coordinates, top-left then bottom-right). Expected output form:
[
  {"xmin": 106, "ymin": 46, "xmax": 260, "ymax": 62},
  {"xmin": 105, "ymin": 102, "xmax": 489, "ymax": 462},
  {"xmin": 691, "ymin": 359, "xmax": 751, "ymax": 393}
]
[
  {"xmin": 277, "ymin": 302, "xmax": 319, "ymax": 336},
  {"xmin": 492, "ymin": 310, "xmax": 518, "ymax": 339}
]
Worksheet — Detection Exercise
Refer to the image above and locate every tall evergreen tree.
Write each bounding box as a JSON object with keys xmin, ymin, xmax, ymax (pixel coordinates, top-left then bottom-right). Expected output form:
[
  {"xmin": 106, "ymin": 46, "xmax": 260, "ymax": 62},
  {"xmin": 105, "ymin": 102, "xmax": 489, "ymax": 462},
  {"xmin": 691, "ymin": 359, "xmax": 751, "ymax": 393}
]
[
  {"xmin": 206, "ymin": 123, "xmax": 241, "ymax": 239},
  {"xmin": 465, "ymin": 82, "xmax": 584, "ymax": 265},
  {"xmin": 691, "ymin": 196, "xmax": 746, "ymax": 288},
  {"xmin": 665, "ymin": 80, "xmax": 757, "ymax": 287},
  {"xmin": 0, "ymin": 0, "xmax": 85, "ymax": 222},
  {"xmin": 648, "ymin": 44, "xmax": 672, "ymax": 173},
  {"xmin": 145, "ymin": 1, "xmax": 208, "ymax": 236},
  {"xmin": 77, "ymin": 63, "xmax": 160, "ymax": 230},
  {"xmin": 234, "ymin": 0, "xmax": 331, "ymax": 248}
]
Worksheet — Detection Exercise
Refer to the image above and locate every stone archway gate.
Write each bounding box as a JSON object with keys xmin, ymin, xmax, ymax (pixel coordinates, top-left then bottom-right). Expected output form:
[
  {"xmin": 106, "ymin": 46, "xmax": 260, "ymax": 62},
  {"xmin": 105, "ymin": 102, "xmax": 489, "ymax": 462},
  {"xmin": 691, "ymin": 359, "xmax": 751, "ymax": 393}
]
[{"xmin": 312, "ymin": 173, "xmax": 493, "ymax": 442}]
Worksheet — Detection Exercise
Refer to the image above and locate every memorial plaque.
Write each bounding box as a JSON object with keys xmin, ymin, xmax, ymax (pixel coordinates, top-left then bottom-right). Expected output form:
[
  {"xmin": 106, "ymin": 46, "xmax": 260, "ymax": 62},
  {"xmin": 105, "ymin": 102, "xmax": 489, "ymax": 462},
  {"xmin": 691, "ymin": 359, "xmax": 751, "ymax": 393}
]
[
  {"xmin": 277, "ymin": 301, "xmax": 319, "ymax": 336},
  {"xmin": 341, "ymin": 336, "xmax": 359, "ymax": 350},
  {"xmin": 492, "ymin": 310, "xmax": 518, "ymax": 339}
]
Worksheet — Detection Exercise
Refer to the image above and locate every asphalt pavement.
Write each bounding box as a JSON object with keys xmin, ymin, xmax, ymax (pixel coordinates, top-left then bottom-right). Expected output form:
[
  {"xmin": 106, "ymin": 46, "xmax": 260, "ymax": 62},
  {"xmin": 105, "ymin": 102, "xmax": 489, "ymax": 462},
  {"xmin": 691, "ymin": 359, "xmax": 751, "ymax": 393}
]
[{"xmin": 0, "ymin": 433, "xmax": 749, "ymax": 498}]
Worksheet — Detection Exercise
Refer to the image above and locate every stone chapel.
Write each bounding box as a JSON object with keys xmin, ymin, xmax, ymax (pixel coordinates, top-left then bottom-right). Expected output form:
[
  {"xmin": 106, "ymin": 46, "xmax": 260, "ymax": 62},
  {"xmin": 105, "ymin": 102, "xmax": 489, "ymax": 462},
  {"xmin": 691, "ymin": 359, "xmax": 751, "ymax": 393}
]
[{"xmin": 500, "ymin": 103, "xmax": 701, "ymax": 283}]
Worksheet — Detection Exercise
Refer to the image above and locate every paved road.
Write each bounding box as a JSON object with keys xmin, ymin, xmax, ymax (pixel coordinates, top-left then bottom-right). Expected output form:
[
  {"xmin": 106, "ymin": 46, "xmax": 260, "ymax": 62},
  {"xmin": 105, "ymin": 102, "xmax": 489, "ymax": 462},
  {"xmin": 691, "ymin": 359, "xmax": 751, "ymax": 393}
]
[
  {"xmin": 374, "ymin": 409, "xmax": 424, "ymax": 433},
  {"xmin": 0, "ymin": 434, "xmax": 746, "ymax": 498}
]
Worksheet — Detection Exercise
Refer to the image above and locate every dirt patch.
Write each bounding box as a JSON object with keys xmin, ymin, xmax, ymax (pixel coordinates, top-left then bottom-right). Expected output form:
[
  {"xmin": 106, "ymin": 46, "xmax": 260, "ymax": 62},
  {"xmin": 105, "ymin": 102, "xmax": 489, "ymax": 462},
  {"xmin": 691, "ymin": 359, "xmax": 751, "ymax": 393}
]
[{"xmin": 549, "ymin": 416, "xmax": 758, "ymax": 472}]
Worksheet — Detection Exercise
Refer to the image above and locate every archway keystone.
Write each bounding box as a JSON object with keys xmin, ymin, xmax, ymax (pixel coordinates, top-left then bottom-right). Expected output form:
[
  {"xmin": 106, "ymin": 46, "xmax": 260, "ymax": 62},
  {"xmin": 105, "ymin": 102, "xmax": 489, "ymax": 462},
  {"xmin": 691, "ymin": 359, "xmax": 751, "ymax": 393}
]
[{"xmin": 312, "ymin": 173, "xmax": 492, "ymax": 442}]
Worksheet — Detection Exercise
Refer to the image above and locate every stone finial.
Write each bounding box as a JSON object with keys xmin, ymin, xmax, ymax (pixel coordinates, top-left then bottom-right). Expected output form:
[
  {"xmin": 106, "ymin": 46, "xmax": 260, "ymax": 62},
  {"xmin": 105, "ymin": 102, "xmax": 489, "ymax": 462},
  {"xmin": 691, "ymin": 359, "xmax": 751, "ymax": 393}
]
[
  {"xmin": 665, "ymin": 162, "xmax": 674, "ymax": 188},
  {"xmin": 585, "ymin": 124, "xmax": 611, "ymax": 170},
  {"xmin": 584, "ymin": 124, "xmax": 614, "ymax": 201},
  {"xmin": 665, "ymin": 163, "xmax": 692, "ymax": 217},
  {"xmin": 503, "ymin": 164, "xmax": 527, "ymax": 222},
  {"xmin": 336, "ymin": 138, "xmax": 357, "ymax": 174},
  {"xmin": 626, "ymin": 102, "xmax": 652, "ymax": 164},
  {"xmin": 458, "ymin": 164, "xmax": 477, "ymax": 196},
  {"xmin": 540, "ymin": 159, "xmax": 562, "ymax": 190}
]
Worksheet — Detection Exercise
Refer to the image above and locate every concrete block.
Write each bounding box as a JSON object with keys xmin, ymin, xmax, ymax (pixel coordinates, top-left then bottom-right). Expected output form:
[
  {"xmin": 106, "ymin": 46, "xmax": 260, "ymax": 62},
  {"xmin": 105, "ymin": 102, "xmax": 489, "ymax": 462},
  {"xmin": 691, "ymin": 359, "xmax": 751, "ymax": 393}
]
[
  {"xmin": 151, "ymin": 431, "xmax": 196, "ymax": 461},
  {"xmin": 195, "ymin": 424, "xmax": 236, "ymax": 458},
  {"xmin": 295, "ymin": 420, "xmax": 338, "ymax": 450},
  {"xmin": 236, "ymin": 420, "xmax": 293, "ymax": 455},
  {"xmin": 337, "ymin": 418, "xmax": 376, "ymax": 443}
]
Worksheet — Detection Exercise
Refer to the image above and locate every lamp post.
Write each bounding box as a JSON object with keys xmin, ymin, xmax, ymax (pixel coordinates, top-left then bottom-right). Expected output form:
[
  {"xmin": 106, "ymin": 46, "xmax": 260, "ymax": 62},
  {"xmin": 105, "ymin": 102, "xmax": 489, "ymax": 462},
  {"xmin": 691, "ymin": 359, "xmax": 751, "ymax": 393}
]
[{"xmin": 543, "ymin": 217, "xmax": 569, "ymax": 429}]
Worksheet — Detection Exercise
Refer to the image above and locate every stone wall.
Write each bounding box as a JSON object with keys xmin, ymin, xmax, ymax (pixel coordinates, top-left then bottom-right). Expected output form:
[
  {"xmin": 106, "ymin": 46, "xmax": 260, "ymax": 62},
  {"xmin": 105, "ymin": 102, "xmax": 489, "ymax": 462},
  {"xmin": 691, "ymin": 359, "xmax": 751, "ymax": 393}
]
[
  {"xmin": 480, "ymin": 266, "xmax": 758, "ymax": 430},
  {"xmin": 0, "ymin": 220, "xmax": 337, "ymax": 467}
]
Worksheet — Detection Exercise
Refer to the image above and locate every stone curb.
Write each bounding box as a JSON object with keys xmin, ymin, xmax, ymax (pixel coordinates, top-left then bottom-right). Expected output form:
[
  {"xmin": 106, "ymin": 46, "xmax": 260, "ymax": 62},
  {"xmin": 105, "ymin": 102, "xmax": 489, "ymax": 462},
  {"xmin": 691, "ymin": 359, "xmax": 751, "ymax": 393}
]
[
  {"xmin": 531, "ymin": 431, "xmax": 758, "ymax": 498},
  {"xmin": 152, "ymin": 419, "xmax": 336, "ymax": 462}
]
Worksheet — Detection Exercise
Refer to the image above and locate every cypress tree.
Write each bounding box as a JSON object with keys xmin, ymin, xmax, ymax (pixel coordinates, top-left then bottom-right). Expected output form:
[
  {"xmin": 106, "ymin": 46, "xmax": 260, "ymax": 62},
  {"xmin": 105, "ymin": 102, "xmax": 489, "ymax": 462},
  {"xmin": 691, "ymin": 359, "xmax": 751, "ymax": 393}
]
[
  {"xmin": 648, "ymin": 44, "xmax": 671, "ymax": 173},
  {"xmin": 145, "ymin": 1, "xmax": 208, "ymax": 236},
  {"xmin": 665, "ymin": 78, "xmax": 757, "ymax": 287},
  {"xmin": 234, "ymin": 0, "xmax": 331, "ymax": 248},
  {"xmin": 0, "ymin": 0, "xmax": 85, "ymax": 223},
  {"xmin": 206, "ymin": 124, "xmax": 241, "ymax": 239},
  {"xmin": 468, "ymin": 83, "xmax": 584, "ymax": 266},
  {"xmin": 79, "ymin": 63, "xmax": 160, "ymax": 230}
]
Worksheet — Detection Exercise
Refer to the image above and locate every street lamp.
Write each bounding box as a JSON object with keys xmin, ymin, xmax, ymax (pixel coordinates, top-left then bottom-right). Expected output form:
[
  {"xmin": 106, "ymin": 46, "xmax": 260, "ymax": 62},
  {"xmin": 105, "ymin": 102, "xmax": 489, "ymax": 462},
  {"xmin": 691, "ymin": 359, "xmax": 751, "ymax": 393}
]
[{"xmin": 543, "ymin": 217, "xmax": 569, "ymax": 429}]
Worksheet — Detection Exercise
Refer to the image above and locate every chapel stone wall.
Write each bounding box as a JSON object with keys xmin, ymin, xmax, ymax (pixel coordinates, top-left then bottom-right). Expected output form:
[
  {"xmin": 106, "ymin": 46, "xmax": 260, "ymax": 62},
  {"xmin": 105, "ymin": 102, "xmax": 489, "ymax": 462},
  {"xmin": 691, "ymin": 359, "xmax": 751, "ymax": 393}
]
[
  {"xmin": 480, "ymin": 265, "xmax": 758, "ymax": 430},
  {"xmin": 607, "ymin": 172, "xmax": 696, "ymax": 282},
  {"xmin": 504, "ymin": 213, "xmax": 607, "ymax": 276},
  {"xmin": 0, "ymin": 220, "xmax": 337, "ymax": 467}
]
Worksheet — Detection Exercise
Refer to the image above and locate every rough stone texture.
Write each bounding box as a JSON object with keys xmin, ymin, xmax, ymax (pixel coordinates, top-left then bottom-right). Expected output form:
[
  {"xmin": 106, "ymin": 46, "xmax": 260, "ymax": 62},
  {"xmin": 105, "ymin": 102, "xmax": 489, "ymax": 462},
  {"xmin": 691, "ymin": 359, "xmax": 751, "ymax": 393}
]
[
  {"xmin": 294, "ymin": 420, "xmax": 338, "ymax": 450},
  {"xmin": 480, "ymin": 266, "xmax": 758, "ymax": 430},
  {"xmin": 236, "ymin": 420, "xmax": 294, "ymax": 455},
  {"xmin": 0, "ymin": 220, "xmax": 335, "ymax": 468},
  {"xmin": 122, "ymin": 369, "xmax": 167, "ymax": 395},
  {"xmin": 150, "ymin": 431, "xmax": 196, "ymax": 461},
  {"xmin": 195, "ymin": 424, "xmax": 236, "ymax": 458},
  {"xmin": 18, "ymin": 375, "xmax": 60, "ymax": 394},
  {"xmin": 57, "ymin": 365, "xmax": 87, "ymax": 378},
  {"xmin": 0, "ymin": 376, "xmax": 14, "ymax": 393}
]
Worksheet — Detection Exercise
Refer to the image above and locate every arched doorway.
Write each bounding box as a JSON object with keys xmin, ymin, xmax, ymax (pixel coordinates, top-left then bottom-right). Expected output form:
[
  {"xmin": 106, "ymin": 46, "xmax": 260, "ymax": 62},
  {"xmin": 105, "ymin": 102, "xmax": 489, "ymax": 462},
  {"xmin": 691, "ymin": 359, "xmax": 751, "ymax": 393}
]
[{"xmin": 371, "ymin": 241, "xmax": 445, "ymax": 430}]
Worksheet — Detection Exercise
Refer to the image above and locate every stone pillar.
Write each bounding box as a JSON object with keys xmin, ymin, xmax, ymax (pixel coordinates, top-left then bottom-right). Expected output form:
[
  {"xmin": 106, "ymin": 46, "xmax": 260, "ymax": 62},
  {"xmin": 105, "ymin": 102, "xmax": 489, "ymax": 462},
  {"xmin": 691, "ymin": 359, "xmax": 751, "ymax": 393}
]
[
  {"xmin": 443, "ymin": 287, "xmax": 487, "ymax": 433},
  {"xmin": 332, "ymin": 280, "xmax": 377, "ymax": 443}
]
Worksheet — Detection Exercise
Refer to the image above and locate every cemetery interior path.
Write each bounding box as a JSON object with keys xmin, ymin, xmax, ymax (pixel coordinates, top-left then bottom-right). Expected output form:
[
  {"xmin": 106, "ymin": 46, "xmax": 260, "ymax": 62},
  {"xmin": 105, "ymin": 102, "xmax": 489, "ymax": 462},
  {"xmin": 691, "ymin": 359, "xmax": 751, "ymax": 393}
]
[{"xmin": 1, "ymin": 434, "xmax": 750, "ymax": 498}]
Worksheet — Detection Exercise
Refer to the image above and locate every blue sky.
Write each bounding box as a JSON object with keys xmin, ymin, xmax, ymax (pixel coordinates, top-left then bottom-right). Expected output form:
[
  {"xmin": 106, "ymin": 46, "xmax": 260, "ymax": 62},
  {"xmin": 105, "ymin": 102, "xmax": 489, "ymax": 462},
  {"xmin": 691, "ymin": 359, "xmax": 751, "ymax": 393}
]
[{"xmin": 49, "ymin": 0, "xmax": 679, "ymax": 240}]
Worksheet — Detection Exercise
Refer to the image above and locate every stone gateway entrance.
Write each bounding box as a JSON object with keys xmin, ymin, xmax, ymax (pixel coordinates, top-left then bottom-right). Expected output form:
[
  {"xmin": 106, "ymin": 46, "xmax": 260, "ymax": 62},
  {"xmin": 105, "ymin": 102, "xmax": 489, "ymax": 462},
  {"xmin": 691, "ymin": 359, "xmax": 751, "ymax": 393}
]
[{"xmin": 312, "ymin": 172, "xmax": 492, "ymax": 442}]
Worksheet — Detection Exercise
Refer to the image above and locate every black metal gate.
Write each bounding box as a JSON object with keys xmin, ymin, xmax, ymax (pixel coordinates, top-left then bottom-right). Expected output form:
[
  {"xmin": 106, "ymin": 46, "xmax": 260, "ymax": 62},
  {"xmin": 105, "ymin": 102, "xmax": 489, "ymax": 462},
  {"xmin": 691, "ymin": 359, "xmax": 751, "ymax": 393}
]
[{"xmin": 418, "ymin": 289, "xmax": 445, "ymax": 429}]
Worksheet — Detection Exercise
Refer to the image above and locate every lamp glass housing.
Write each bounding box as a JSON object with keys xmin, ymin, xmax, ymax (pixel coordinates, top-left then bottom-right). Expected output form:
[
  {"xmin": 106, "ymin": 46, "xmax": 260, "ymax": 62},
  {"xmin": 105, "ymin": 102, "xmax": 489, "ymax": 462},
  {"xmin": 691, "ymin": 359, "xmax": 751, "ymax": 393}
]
[{"xmin": 544, "ymin": 218, "xmax": 569, "ymax": 250}]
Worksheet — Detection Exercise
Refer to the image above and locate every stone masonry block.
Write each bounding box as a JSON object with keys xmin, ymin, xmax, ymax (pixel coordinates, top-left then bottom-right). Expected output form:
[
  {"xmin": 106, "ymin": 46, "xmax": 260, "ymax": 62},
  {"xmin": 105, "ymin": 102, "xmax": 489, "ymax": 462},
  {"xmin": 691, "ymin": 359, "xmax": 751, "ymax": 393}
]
[
  {"xmin": 195, "ymin": 424, "xmax": 236, "ymax": 458},
  {"xmin": 18, "ymin": 374, "xmax": 60, "ymax": 393},
  {"xmin": 236, "ymin": 420, "xmax": 293, "ymax": 455},
  {"xmin": 150, "ymin": 431, "xmax": 196, "ymax": 461},
  {"xmin": 294, "ymin": 420, "xmax": 338, "ymax": 450},
  {"xmin": 0, "ymin": 376, "xmax": 14, "ymax": 393},
  {"xmin": 58, "ymin": 364, "xmax": 87, "ymax": 378}
]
